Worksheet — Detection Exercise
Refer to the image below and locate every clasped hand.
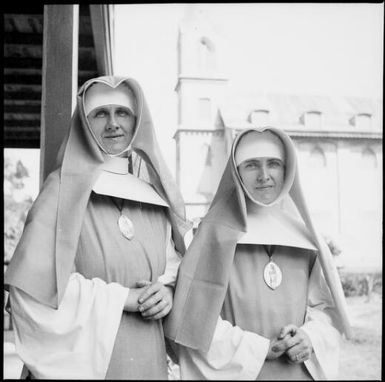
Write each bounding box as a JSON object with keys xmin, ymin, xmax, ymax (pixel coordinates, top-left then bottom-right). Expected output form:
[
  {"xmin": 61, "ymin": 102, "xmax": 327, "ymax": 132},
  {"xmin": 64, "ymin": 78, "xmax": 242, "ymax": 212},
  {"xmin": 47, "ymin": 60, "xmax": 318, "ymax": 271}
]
[
  {"xmin": 267, "ymin": 324, "xmax": 313, "ymax": 364},
  {"xmin": 124, "ymin": 280, "xmax": 173, "ymax": 320}
]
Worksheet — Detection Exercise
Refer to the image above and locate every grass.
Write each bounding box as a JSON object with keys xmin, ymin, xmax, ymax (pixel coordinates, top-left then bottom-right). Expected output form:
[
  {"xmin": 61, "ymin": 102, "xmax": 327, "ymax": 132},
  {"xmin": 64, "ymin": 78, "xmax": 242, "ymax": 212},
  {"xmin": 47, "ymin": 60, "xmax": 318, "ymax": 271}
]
[{"xmin": 338, "ymin": 294, "xmax": 382, "ymax": 380}]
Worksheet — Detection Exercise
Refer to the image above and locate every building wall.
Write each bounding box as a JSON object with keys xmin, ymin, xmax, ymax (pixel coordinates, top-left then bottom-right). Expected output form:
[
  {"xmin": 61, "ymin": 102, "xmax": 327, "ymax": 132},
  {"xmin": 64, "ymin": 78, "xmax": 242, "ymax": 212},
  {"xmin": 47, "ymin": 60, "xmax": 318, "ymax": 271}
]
[
  {"xmin": 338, "ymin": 141, "xmax": 382, "ymax": 270},
  {"xmin": 174, "ymin": 11, "xmax": 382, "ymax": 272},
  {"xmin": 295, "ymin": 138, "xmax": 382, "ymax": 271},
  {"xmin": 176, "ymin": 80, "xmax": 228, "ymax": 129}
]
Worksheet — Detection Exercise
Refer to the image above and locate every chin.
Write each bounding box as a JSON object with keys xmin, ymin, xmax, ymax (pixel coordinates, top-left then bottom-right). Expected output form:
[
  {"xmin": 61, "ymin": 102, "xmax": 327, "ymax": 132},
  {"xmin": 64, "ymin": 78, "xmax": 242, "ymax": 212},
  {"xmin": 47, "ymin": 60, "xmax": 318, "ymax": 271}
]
[
  {"xmin": 106, "ymin": 146, "xmax": 125, "ymax": 155},
  {"xmin": 253, "ymin": 194, "xmax": 276, "ymax": 205}
]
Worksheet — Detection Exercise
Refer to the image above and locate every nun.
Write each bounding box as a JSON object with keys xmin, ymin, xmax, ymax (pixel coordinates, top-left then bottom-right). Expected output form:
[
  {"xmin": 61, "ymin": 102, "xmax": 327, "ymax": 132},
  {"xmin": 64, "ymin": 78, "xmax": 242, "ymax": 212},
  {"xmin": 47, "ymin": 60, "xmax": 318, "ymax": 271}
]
[
  {"xmin": 4, "ymin": 76, "xmax": 190, "ymax": 379},
  {"xmin": 165, "ymin": 127, "xmax": 351, "ymax": 380}
]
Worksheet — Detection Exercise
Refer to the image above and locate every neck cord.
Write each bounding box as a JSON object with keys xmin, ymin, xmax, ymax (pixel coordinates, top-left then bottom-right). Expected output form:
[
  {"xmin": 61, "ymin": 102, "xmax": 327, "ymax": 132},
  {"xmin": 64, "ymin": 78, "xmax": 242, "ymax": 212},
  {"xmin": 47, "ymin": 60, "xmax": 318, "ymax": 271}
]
[{"xmin": 263, "ymin": 245, "xmax": 276, "ymax": 259}]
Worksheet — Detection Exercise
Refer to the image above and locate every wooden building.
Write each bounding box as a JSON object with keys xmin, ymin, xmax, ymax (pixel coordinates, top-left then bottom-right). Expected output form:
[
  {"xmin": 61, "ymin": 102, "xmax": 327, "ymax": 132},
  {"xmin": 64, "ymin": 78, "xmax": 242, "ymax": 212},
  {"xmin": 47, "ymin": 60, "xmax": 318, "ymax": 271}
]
[{"xmin": 4, "ymin": 4, "xmax": 114, "ymax": 182}]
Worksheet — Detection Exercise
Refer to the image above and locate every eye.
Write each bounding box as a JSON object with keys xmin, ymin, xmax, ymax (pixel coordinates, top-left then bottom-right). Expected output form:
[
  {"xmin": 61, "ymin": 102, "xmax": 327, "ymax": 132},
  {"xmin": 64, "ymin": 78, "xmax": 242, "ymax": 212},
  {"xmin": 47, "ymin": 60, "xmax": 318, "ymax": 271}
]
[
  {"xmin": 268, "ymin": 160, "xmax": 283, "ymax": 168},
  {"xmin": 244, "ymin": 161, "xmax": 258, "ymax": 169},
  {"xmin": 94, "ymin": 110, "xmax": 107, "ymax": 118},
  {"xmin": 117, "ymin": 108, "xmax": 131, "ymax": 117}
]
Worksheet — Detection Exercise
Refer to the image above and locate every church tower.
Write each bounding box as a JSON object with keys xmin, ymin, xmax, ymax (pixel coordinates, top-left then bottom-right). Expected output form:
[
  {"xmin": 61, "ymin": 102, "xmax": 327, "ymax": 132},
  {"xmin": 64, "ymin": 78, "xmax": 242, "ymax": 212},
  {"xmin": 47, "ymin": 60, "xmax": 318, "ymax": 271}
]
[{"xmin": 174, "ymin": 6, "xmax": 229, "ymax": 220}]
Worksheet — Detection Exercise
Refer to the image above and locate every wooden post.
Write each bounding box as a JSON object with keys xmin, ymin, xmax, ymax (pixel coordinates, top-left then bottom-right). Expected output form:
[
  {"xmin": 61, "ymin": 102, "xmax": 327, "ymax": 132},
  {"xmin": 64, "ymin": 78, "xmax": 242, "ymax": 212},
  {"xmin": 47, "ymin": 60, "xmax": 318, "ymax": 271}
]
[
  {"xmin": 89, "ymin": 4, "xmax": 114, "ymax": 76},
  {"xmin": 40, "ymin": 5, "xmax": 79, "ymax": 186}
]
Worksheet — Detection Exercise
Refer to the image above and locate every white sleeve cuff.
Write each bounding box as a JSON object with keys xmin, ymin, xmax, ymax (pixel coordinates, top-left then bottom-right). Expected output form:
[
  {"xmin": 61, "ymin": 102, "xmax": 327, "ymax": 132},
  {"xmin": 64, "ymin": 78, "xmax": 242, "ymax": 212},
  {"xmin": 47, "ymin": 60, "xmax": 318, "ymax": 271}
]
[
  {"xmin": 10, "ymin": 273, "xmax": 129, "ymax": 379},
  {"xmin": 179, "ymin": 317, "xmax": 270, "ymax": 380},
  {"xmin": 301, "ymin": 313, "xmax": 341, "ymax": 380}
]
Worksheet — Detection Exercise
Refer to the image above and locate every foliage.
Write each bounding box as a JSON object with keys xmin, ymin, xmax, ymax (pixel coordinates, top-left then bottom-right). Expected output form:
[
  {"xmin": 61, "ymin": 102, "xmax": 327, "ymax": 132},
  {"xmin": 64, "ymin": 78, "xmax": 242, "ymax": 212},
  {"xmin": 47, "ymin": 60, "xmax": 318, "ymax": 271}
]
[
  {"xmin": 324, "ymin": 235, "xmax": 342, "ymax": 256},
  {"xmin": 339, "ymin": 272, "xmax": 382, "ymax": 297},
  {"xmin": 4, "ymin": 157, "xmax": 34, "ymax": 263}
]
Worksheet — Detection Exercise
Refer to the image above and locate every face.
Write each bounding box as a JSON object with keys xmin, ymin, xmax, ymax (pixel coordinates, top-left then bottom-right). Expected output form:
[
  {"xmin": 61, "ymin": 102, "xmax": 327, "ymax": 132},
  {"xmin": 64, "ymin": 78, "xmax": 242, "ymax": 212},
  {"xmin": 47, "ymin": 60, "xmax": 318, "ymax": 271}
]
[
  {"xmin": 87, "ymin": 104, "xmax": 136, "ymax": 155},
  {"xmin": 238, "ymin": 157, "xmax": 285, "ymax": 204}
]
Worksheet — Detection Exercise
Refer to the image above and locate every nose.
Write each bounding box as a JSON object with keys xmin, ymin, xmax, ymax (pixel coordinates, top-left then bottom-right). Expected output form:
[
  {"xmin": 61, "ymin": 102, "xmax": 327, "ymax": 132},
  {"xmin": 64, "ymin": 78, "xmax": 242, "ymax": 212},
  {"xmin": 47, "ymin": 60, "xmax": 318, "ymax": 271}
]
[
  {"xmin": 257, "ymin": 165, "xmax": 270, "ymax": 182},
  {"xmin": 107, "ymin": 115, "xmax": 119, "ymax": 130}
]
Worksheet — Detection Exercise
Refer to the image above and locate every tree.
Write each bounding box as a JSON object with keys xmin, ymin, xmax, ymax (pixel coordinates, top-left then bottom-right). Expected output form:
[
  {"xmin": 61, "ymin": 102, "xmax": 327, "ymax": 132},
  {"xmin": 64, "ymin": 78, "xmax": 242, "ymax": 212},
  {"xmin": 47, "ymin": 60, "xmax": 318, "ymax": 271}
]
[{"xmin": 4, "ymin": 157, "xmax": 33, "ymax": 263}]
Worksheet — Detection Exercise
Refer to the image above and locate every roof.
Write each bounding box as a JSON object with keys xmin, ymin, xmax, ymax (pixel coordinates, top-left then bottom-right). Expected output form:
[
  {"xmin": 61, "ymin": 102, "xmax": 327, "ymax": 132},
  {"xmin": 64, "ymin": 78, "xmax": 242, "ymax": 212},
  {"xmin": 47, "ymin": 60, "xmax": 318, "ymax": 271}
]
[
  {"xmin": 218, "ymin": 93, "xmax": 383, "ymax": 137},
  {"xmin": 4, "ymin": 4, "xmax": 99, "ymax": 148}
]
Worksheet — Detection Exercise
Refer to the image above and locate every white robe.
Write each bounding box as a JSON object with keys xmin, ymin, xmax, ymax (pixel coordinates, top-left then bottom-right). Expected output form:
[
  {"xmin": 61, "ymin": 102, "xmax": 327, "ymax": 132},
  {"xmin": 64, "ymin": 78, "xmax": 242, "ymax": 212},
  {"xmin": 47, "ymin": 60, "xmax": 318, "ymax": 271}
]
[
  {"xmin": 9, "ymin": 221, "xmax": 181, "ymax": 380},
  {"xmin": 177, "ymin": 258, "xmax": 341, "ymax": 380}
]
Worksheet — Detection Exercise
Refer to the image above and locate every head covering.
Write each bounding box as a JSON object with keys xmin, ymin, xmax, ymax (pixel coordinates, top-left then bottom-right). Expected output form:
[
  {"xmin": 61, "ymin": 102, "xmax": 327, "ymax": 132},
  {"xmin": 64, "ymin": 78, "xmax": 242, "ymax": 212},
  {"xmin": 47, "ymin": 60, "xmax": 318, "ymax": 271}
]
[
  {"xmin": 5, "ymin": 76, "xmax": 191, "ymax": 309},
  {"xmin": 164, "ymin": 126, "xmax": 352, "ymax": 352},
  {"xmin": 84, "ymin": 82, "xmax": 136, "ymax": 117},
  {"xmin": 235, "ymin": 130, "xmax": 315, "ymax": 248},
  {"xmin": 235, "ymin": 130, "xmax": 285, "ymax": 165}
]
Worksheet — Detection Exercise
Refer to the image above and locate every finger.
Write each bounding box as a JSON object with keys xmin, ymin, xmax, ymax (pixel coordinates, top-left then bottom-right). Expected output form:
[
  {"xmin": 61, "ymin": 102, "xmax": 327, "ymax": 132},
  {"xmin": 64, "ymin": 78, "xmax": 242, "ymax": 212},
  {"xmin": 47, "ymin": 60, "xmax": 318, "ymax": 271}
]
[
  {"xmin": 286, "ymin": 343, "xmax": 307, "ymax": 359},
  {"xmin": 143, "ymin": 305, "xmax": 171, "ymax": 320},
  {"xmin": 296, "ymin": 351, "xmax": 310, "ymax": 362},
  {"xmin": 139, "ymin": 291, "xmax": 163, "ymax": 311},
  {"xmin": 285, "ymin": 335, "xmax": 303, "ymax": 350},
  {"xmin": 288, "ymin": 350, "xmax": 310, "ymax": 364},
  {"xmin": 141, "ymin": 299, "xmax": 169, "ymax": 317},
  {"xmin": 273, "ymin": 333, "xmax": 301, "ymax": 353},
  {"xmin": 278, "ymin": 324, "xmax": 298, "ymax": 340},
  {"xmin": 136, "ymin": 280, "xmax": 152, "ymax": 288},
  {"xmin": 138, "ymin": 282, "xmax": 162, "ymax": 303},
  {"xmin": 271, "ymin": 338, "xmax": 290, "ymax": 353},
  {"xmin": 276, "ymin": 334, "xmax": 301, "ymax": 353},
  {"xmin": 141, "ymin": 300, "xmax": 170, "ymax": 318}
]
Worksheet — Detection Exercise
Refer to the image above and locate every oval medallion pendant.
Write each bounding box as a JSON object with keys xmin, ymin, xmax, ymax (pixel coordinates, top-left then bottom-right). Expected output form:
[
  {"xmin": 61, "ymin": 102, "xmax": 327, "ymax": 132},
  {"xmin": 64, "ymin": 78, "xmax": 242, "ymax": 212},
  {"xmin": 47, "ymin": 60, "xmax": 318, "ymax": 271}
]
[
  {"xmin": 263, "ymin": 261, "xmax": 282, "ymax": 290},
  {"xmin": 118, "ymin": 215, "xmax": 135, "ymax": 240}
]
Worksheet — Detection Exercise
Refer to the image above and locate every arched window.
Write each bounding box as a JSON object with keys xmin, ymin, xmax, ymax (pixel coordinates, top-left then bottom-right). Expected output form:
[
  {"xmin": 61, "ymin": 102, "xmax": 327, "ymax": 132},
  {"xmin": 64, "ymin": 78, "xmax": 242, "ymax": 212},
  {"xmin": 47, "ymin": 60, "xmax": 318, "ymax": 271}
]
[
  {"xmin": 309, "ymin": 146, "xmax": 327, "ymax": 168},
  {"xmin": 198, "ymin": 37, "xmax": 216, "ymax": 72},
  {"xmin": 361, "ymin": 148, "xmax": 377, "ymax": 169},
  {"xmin": 249, "ymin": 110, "xmax": 269, "ymax": 127}
]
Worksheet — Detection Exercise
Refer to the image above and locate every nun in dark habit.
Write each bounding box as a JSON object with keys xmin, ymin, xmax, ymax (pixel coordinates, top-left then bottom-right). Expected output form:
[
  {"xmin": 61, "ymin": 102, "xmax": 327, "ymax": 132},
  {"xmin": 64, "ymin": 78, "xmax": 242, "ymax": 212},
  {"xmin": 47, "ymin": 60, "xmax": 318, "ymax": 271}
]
[
  {"xmin": 5, "ymin": 76, "xmax": 190, "ymax": 379},
  {"xmin": 165, "ymin": 127, "xmax": 351, "ymax": 380}
]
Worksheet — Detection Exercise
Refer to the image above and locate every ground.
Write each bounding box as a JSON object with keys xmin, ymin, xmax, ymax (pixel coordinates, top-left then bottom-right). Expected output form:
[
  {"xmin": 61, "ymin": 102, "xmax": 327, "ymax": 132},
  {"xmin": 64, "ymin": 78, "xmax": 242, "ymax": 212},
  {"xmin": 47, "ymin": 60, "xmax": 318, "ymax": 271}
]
[
  {"xmin": 338, "ymin": 294, "xmax": 382, "ymax": 380},
  {"xmin": 3, "ymin": 294, "xmax": 382, "ymax": 380}
]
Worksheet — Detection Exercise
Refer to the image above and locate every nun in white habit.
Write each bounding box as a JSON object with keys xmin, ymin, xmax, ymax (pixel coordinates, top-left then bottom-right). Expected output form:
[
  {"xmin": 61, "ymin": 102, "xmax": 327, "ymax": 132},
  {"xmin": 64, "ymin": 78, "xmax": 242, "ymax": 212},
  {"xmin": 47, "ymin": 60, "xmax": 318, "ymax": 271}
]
[
  {"xmin": 5, "ymin": 76, "xmax": 190, "ymax": 379},
  {"xmin": 164, "ymin": 127, "xmax": 351, "ymax": 380}
]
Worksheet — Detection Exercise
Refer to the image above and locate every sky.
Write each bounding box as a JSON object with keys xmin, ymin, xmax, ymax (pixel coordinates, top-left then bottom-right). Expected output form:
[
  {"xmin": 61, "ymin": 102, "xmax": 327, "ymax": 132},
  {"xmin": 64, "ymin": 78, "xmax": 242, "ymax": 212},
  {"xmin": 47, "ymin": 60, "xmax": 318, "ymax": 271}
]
[
  {"xmin": 4, "ymin": 3, "xmax": 383, "ymax": 198},
  {"xmin": 114, "ymin": 3, "xmax": 383, "ymax": 175}
]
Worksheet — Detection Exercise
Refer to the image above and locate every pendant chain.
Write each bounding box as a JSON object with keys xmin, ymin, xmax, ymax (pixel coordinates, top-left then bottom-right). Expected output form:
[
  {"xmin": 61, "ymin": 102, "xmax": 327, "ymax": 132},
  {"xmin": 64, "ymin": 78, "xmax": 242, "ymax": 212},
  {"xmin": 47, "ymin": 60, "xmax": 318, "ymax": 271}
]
[
  {"xmin": 110, "ymin": 197, "xmax": 125, "ymax": 215},
  {"xmin": 109, "ymin": 153, "xmax": 133, "ymax": 213},
  {"xmin": 263, "ymin": 245, "xmax": 276, "ymax": 260}
]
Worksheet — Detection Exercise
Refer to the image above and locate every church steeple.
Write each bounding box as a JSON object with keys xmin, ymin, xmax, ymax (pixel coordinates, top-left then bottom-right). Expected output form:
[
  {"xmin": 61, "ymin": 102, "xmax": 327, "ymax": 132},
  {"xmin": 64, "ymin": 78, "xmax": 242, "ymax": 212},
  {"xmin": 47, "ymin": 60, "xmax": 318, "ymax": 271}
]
[
  {"xmin": 175, "ymin": 5, "xmax": 228, "ymax": 130},
  {"xmin": 174, "ymin": 6, "xmax": 229, "ymax": 219},
  {"xmin": 177, "ymin": 6, "xmax": 223, "ymax": 78}
]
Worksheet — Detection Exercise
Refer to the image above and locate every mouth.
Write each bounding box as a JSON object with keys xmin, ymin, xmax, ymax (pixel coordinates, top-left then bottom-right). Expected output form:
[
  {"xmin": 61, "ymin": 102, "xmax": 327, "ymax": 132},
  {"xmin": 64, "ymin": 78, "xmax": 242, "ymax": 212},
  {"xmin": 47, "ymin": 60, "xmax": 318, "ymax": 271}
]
[
  {"xmin": 256, "ymin": 185, "xmax": 273, "ymax": 190},
  {"xmin": 104, "ymin": 134, "xmax": 124, "ymax": 139}
]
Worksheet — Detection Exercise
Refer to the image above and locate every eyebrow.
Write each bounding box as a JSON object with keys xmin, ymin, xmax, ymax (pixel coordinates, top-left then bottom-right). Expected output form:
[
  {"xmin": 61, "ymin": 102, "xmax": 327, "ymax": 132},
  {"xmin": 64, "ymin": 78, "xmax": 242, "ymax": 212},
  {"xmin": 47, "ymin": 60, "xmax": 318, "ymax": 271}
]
[
  {"xmin": 243, "ymin": 157, "xmax": 283, "ymax": 163},
  {"xmin": 92, "ymin": 106, "xmax": 108, "ymax": 113},
  {"xmin": 92, "ymin": 106, "xmax": 132, "ymax": 114}
]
